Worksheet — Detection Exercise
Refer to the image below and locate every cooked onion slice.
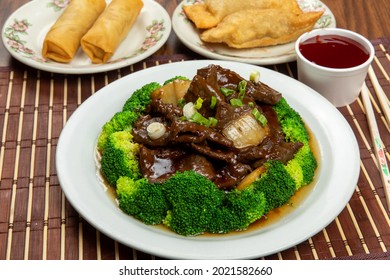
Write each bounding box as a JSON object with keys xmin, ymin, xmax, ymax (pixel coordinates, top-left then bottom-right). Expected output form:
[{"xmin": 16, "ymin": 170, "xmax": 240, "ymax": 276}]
[
  {"xmin": 151, "ymin": 79, "xmax": 191, "ymax": 105},
  {"xmin": 147, "ymin": 122, "xmax": 166, "ymax": 140},
  {"xmin": 222, "ymin": 113, "xmax": 269, "ymax": 148}
]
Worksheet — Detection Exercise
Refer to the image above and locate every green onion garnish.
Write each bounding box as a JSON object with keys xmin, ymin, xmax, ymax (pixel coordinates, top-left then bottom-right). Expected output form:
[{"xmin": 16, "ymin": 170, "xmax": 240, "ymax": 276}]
[
  {"xmin": 220, "ymin": 87, "xmax": 235, "ymax": 96},
  {"xmin": 210, "ymin": 96, "xmax": 217, "ymax": 109},
  {"xmin": 230, "ymin": 98, "xmax": 243, "ymax": 107},
  {"xmin": 195, "ymin": 97, "xmax": 203, "ymax": 110},
  {"xmin": 238, "ymin": 80, "xmax": 247, "ymax": 100},
  {"xmin": 251, "ymin": 108, "xmax": 267, "ymax": 126}
]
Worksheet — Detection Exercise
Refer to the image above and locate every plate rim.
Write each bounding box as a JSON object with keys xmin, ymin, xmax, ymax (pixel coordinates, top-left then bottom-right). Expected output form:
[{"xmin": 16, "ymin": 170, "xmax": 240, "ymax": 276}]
[
  {"xmin": 1, "ymin": 0, "xmax": 172, "ymax": 74},
  {"xmin": 56, "ymin": 60, "xmax": 360, "ymax": 259},
  {"xmin": 172, "ymin": 0, "xmax": 336, "ymax": 65}
]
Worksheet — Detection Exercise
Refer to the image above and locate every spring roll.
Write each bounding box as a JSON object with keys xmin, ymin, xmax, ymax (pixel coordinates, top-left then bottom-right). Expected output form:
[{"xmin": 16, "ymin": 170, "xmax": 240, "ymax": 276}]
[
  {"xmin": 200, "ymin": 9, "xmax": 324, "ymax": 48},
  {"xmin": 42, "ymin": 0, "xmax": 106, "ymax": 63},
  {"xmin": 81, "ymin": 0, "xmax": 144, "ymax": 64}
]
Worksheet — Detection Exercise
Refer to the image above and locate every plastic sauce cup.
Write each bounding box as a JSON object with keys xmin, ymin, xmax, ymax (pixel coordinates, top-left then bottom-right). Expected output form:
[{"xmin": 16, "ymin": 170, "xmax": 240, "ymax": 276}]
[{"xmin": 295, "ymin": 28, "xmax": 374, "ymax": 107}]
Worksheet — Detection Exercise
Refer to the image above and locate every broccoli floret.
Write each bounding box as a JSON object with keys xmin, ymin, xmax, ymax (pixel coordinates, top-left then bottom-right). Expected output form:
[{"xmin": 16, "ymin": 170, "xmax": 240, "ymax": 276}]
[
  {"xmin": 100, "ymin": 131, "xmax": 141, "ymax": 186},
  {"xmin": 116, "ymin": 177, "xmax": 170, "ymax": 225},
  {"xmin": 251, "ymin": 161, "xmax": 297, "ymax": 213},
  {"xmin": 163, "ymin": 76, "xmax": 190, "ymax": 85},
  {"xmin": 273, "ymin": 97, "xmax": 309, "ymax": 144},
  {"xmin": 162, "ymin": 171, "xmax": 224, "ymax": 236},
  {"xmin": 273, "ymin": 97, "xmax": 317, "ymax": 188},
  {"xmin": 209, "ymin": 187, "xmax": 266, "ymax": 233},
  {"xmin": 97, "ymin": 110, "xmax": 139, "ymax": 152},
  {"xmin": 122, "ymin": 82, "xmax": 161, "ymax": 114}
]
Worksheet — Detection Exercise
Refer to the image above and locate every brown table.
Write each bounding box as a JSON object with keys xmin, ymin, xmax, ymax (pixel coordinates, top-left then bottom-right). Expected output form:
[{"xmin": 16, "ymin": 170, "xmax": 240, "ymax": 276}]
[{"xmin": 0, "ymin": 0, "xmax": 389, "ymax": 260}]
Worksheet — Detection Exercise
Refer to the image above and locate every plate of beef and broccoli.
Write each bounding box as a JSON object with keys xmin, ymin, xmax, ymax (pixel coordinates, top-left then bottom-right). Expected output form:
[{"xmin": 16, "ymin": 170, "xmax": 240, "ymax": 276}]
[{"xmin": 56, "ymin": 60, "xmax": 360, "ymax": 259}]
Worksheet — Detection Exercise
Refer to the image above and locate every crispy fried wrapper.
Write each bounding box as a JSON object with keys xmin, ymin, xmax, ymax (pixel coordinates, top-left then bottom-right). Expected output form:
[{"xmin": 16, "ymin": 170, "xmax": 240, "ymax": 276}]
[
  {"xmin": 42, "ymin": 0, "xmax": 106, "ymax": 63},
  {"xmin": 200, "ymin": 9, "xmax": 324, "ymax": 49},
  {"xmin": 183, "ymin": 0, "xmax": 302, "ymax": 29},
  {"xmin": 81, "ymin": 0, "xmax": 144, "ymax": 64}
]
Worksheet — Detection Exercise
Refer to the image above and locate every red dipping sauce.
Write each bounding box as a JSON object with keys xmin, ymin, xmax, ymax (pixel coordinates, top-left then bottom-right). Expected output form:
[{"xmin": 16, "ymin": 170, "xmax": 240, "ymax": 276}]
[{"xmin": 299, "ymin": 34, "xmax": 370, "ymax": 69}]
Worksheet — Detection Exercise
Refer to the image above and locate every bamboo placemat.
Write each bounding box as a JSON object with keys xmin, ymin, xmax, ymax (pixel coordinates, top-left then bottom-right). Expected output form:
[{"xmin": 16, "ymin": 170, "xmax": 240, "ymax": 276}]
[{"xmin": 0, "ymin": 40, "xmax": 389, "ymax": 260}]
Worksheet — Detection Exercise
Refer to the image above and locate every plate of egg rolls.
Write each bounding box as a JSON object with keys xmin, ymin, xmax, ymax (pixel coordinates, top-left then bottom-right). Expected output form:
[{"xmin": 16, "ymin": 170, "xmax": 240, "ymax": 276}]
[
  {"xmin": 2, "ymin": 0, "xmax": 171, "ymax": 74},
  {"xmin": 173, "ymin": 0, "xmax": 336, "ymax": 65}
]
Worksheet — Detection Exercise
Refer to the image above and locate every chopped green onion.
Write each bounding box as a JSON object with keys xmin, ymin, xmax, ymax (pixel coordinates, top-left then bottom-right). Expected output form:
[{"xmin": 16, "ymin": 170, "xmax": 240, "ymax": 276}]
[
  {"xmin": 230, "ymin": 98, "xmax": 243, "ymax": 107},
  {"xmin": 220, "ymin": 87, "xmax": 235, "ymax": 96},
  {"xmin": 251, "ymin": 108, "xmax": 267, "ymax": 126},
  {"xmin": 208, "ymin": 117, "xmax": 218, "ymax": 127},
  {"xmin": 250, "ymin": 70, "xmax": 260, "ymax": 83},
  {"xmin": 210, "ymin": 96, "xmax": 217, "ymax": 109},
  {"xmin": 191, "ymin": 112, "xmax": 210, "ymax": 126},
  {"xmin": 195, "ymin": 97, "xmax": 204, "ymax": 110},
  {"xmin": 248, "ymin": 101, "xmax": 254, "ymax": 107},
  {"xmin": 238, "ymin": 80, "xmax": 247, "ymax": 100}
]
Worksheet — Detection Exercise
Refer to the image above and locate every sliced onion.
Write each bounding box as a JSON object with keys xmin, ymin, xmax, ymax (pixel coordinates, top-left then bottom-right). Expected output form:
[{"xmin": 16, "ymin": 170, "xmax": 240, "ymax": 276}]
[
  {"xmin": 222, "ymin": 113, "xmax": 269, "ymax": 148},
  {"xmin": 147, "ymin": 122, "xmax": 166, "ymax": 140},
  {"xmin": 183, "ymin": 102, "xmax": 196, "ymax": 119}
]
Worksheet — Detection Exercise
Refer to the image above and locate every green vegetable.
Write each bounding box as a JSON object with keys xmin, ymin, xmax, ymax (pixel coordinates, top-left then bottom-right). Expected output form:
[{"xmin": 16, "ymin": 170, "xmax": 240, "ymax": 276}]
[
  {"xmin": 97, "ymin": 110, "xmax": 138, "ymax": 152},
  {"xmin": 230, "ymin": 98, "xmax": 243, "ymax": 107},
  {"xmin": 220, "ymin": 87, "xmax": 235, "ymax": 96},
  {"xmin": 251, "ymin": 161, "xmax": 297, "ymax": 213},
  {"xmin": 273, "ymin": 97, "xmax": 317, "ymax": 188},
  {"xmin": 100, "ymin": 131, "xmax": 141, "ymax": 186},
  {"xmin": 116, "ymin": 177, "xmax": 170, "ymax": 225},
  {"xmin": 122, "ymin": 82, "xmax": 161, "ymax": 114},
  {"xmin": 162, "ymin": 171, "xmax": 225, "ymax": 236},
  {"xmin": 210, "ymin": 96, "xmax": 217, "ymax": 109}
]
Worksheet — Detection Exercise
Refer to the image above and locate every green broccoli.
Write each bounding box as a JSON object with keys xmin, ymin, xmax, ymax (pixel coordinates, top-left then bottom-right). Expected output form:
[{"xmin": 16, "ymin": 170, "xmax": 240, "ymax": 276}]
[
  {"xmin": 116, "ymin": 177, "xmax": 170, "ymax": 225},
  {"xmin": 97, "ymin": 110, "xmax": 139, "ymax": 152},
  {"xmin": 273, "ymin": 97, "xmax": 317, "ymax": 188},
  {"xmin": 122, "ymin": 82, "xmax": 161, "ymax": 114},
  {"xmin": 162, "ymin": 171, "xmax": 225, "ymax": 236},
  {"xmin": 100, "ymin": 131, "xmax": 141, "ymax": 186},
  {"xmin": 251, "ymin": 160, "xmax": 297, "ymax": 213},
  {"xmin": 209, "ymin": 187, "xmax": 266, "ymax": 233}
]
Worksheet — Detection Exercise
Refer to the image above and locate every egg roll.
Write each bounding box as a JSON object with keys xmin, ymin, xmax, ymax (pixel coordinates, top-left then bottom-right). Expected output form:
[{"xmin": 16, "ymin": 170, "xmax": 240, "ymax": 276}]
[
  {"xmin": 200, "ymin": 9, "xmax": 324, "ymax": 48},
  {"xmin": 183, "ymin": 0, "xmax": 302, "ymax": 29},
  {"xmin": 81, "ymin": 0, "xmax": 144, "ymax": 64},
  {"xmin": 42, "ymin": 0, "xmax": 106, "ymax": 63}
]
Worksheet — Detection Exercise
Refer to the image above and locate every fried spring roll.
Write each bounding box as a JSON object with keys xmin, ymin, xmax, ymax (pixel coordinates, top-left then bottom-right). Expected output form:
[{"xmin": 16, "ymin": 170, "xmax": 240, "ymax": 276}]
[
  {"xmin": 81, "ymin": 0, "xmax": 144, "ymax": 64},
  {"xmin": 200, "ymin": 9, "xmax": 324, "ymax": 49},
  {"xmin": 42, "ymin": 0, "xmax": 106, "ymax": 63}
]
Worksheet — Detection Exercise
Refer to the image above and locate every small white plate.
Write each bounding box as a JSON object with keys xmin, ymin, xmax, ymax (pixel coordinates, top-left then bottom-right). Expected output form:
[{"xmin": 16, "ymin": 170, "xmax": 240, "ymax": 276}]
[
  {"xmin": 56, "ymin": 60, "xmax": 360, "ymax": 259},
  {"xmin": 172, "ymin": 0, "xmax": 336, "ymax": 65},
  {"xmin": 1, "ymin": 0, "xmax": 172, "ymax": 74}
]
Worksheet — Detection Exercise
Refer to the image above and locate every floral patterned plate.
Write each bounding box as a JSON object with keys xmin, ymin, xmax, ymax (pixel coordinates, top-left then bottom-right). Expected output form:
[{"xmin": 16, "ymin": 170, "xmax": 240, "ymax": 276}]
[
  {"xmin": 1, "ymin": 0, "xmax": 171, "ymax": 74},
  {"xmin": 172, "ymin": 0, "xmax": 336, "ymax": 65}
]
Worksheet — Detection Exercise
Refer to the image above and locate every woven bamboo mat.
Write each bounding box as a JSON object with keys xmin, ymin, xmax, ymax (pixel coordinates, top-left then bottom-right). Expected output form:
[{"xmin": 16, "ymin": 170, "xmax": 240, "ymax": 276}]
[{"xmin": 0, "ymin": 40, "xmax": 389, "ymax": 260}]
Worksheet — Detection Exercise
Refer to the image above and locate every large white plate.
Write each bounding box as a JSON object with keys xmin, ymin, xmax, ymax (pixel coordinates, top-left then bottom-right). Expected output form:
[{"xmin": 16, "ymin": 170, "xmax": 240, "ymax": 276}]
[
  {"xmin": 172, "ymin": 0, "xmax": 336, "ymax": 65},
  {"xmin": 56, "ymin": 60, "xmax": 360, "ymax": 259},
  {"xmin": 1, "ymin": 0, "xmax": 171, "ymax": 74}
]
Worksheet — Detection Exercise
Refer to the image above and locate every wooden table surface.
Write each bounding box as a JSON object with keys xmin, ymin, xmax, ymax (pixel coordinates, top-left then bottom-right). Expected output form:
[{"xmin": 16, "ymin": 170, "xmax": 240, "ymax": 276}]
[{"xmin": 0, "ymin": 0, "xmax": 389, "ymax": 261}]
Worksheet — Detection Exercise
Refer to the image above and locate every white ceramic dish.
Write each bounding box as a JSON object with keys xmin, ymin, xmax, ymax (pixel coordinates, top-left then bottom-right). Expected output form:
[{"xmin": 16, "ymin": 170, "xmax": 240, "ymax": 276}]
[
  {"xmin": 172, "ymin": 0, "xmax": 336, "ymax": 65},
  {"xmin": 1, "ymin": 0, "xmax": 171, "ymax": 74},
  {"xmin": 56, "ymin": 60, "xmax": 360, "ymax": 259}
]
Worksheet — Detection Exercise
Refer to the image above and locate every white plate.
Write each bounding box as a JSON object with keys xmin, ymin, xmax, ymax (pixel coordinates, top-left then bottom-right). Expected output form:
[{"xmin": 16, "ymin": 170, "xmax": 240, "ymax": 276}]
[
  {"xmin": 172, "ymin": 0, "xmax": 336, "ymax": 65},
  {"xmin": 1, "ymin": 0, "xmax": 171, "ymax": 74},
  {"xmin": 56, "ymin": 60, "xmax": 360, "ymax": 259}
]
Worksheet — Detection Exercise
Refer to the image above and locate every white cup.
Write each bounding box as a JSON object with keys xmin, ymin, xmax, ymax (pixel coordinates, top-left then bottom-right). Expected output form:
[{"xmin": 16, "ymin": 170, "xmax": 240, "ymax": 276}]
[{"xmin": 295, "ymin": 28, "xmax": 374, "ymax": 107}]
